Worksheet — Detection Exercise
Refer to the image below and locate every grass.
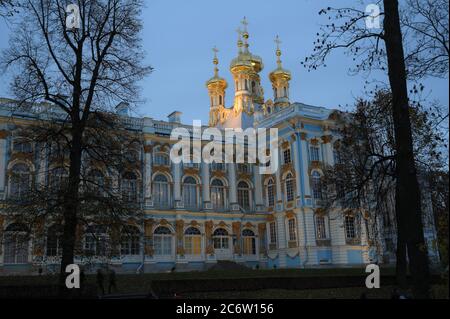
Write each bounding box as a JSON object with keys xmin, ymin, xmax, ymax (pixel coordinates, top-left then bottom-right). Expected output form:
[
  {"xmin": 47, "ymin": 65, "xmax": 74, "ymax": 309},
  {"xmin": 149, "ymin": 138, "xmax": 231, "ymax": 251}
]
[{"xmin": 1, "ymin": 267, "xmax": 447, "ymax": 299}]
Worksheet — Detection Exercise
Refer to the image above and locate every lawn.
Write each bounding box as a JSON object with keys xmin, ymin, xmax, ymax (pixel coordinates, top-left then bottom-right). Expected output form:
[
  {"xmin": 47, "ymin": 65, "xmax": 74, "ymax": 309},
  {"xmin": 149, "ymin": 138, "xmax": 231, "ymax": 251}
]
[{"xmin": 1, "ymin": 267, "xmax": 447, "ymax": 299}]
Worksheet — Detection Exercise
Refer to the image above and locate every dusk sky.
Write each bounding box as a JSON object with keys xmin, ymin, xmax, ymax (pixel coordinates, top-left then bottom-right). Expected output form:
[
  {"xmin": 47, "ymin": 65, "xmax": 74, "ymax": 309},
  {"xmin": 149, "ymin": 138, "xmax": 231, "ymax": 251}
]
[{"xmin": 0, "ymin": 0, "xmax": 448, "ymax": 125}]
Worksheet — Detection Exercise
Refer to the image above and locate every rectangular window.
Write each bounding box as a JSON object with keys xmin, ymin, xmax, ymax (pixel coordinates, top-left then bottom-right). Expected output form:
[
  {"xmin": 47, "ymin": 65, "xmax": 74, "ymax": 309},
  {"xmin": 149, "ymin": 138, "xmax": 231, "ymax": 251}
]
[
  {"xmin": 345, "ymin": 216, "xmax": 356, "ymax": 239},
  {"xmin": 288, "ymin": 219, "xmax": 297, "ymax": 241},
  {"xmin": 269, "ymin": 222, "xmax": 277, "ymax": 244},
  {"xmin": 309, "ymin": 146, "xmax": 320, "ymax": 162},
  {"xmin": 316, "ymin": 216, "xmax": 327, "ymax": 239},
  {"xmin": 286, "ymin": 179, "xmax": 294, "ymax": 202},
  {"xmin": 283, "ymin": 149, "xmax": 291, "ymax": 164}
]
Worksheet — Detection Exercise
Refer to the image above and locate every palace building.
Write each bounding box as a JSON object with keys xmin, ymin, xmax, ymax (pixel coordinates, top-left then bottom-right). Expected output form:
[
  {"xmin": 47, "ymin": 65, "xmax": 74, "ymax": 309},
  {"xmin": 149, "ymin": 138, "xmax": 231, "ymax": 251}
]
[{"xmin": 0, "ymin": 19, "xmax": 439, "ymax": 274}]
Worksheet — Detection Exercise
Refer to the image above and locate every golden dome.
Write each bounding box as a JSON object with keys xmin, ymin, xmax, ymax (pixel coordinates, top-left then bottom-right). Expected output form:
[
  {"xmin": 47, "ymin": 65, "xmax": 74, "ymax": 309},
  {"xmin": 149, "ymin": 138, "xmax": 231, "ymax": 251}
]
[
  {"xmin": 206, "ymin": 47, "xmax": 228, "ymax": 89},
  {"xmin": 269, "ymin": 36, "xmax": 291, "ymax": 82}
]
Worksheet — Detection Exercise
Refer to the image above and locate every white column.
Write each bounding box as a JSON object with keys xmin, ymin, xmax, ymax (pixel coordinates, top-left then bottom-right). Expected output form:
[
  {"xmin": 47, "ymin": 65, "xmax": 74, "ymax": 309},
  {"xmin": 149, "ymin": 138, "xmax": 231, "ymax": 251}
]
[
  {"xmin": 37, "ymin": 143, "xmax": 47, "ymax": 187},
  {"xmin": 228, "ymin": 163, "xmax": 239, "ymax": 211},
  {"xmin": 253, "ymin": 166, "xmax": 264, "ymax": 211},
  {"xmin": 144, "ymin": 146, "xmax": 152, "ymax": 205},
  {"xmin": 275, "ymin": 161, "xmax": 283, "ymax": 211},
  {"xmin": 201, "ymin": 161, "xmax": 211, "ymax": 209},
  {"xmin": 173, "ymin": 162, "xmax": 182, "ymax": 208},
  {"xmin": 276, "ymin": 213, "xmax": 287, "ymax": 268},
  {"xmin": 0, "ymin": 135, "xmax": 7, "ymax": 193},
  {"xmin": 292, "ymin": 137, "xmax": 302, "ymax": 201},
  {"xmin": 322, "ymin": 134, "xmax": 333, "ymax": 165},
  {"xmin": 299, "ymin": 133, "xmax": 311, "ymax": 197}
]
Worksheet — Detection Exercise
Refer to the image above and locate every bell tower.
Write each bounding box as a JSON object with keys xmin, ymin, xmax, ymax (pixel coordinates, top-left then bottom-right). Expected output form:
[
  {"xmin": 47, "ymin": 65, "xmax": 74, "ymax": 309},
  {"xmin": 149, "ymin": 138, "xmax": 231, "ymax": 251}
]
[
  {"xmin": 206, "ymin": 47, "xmax": 227, "ymax": 127},
  {"xmin": 269, "ymin": 35, "xmax": 291, "ymax": 108}
]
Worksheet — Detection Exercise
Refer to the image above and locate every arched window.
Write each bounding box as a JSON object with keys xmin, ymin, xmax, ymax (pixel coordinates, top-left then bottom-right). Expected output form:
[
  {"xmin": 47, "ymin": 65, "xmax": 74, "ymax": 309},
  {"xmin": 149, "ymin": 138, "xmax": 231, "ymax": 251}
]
[
  {"xmin": 153, "ymin": 226, "xmax": 172, "ymax": 255},
  {"xmin": 267, "ymin": 106, "xmax": 271, "ymax": 114},
  {"xmin": 211, "ymin": 179, "xmax": 225, "ymax": 210},
  {"xmin": 154, "ymin": 153, "xmax": 170, "ymax": 166},
  {"xmin": 184, "ymin": 227, "xmax": 201, "ymax": 255},
  {"xmin": 3, "ymin": 223, "xmax": 29, "ymax": 264},
  {"xmin": 153, "ymin": 174, "xmax": 169, "ymax": 208},
  {"xmin": 311, "ymin": 171, "xmax": 322, "ymax": 200},
  {"xmin": 242, "ymin": 229, "xmax": 256, "ymax": 255},
  {"xmin": 344, "ymin": 216, "xmax": 356, "ymax": 239},
  {"xmin": 285, "ymin": 173, "xmax": 294, "ymax": 202},
  {"xmin": 213, "ymin": 228, "xmax": 229, "ymax": 249},
  {"xmin": 10, "ymin": 163, "xmax": 31, "ymax": 198},
  {"xmin": 288, "ymin": 218, "xmax": 297, "ymax": 241},
  {"xmin": 237, "ymin": 181, "xmax": 251, "ymax": 210},
  {"xmin": 122, "ymin": 172, "xmax": 138, "ymax": 201},
  {"xmin": 46, "ymin": 225, "xmax": 63, "ymax": 257},
  {"xmin": 315, "ymin": 215, "xmax": 327, "ymax": 239},
  {"xmin": 120, "ymin": 225, "xmax": 141, "ymax": 256},
  {"xmin": 84, "ymin": 225, "xmax": 108, "ymax": 256},
  {"xmin": 266, "ymin": 179, "xmax": 275, "ymax": 207},
  {"xmin": 245, "ymin": 79, "xmax": 249, "ymax": 90},
  {"xmin": 183, "ymin": 176, "xmax": 197, "ymax": 210},
  {"xmin": 219, "ymin": 95, "xmax": 223, "ymax": 105},
  {"xmin": 283, "ymin": 86, "xmax": 288, "ymax": 97}
]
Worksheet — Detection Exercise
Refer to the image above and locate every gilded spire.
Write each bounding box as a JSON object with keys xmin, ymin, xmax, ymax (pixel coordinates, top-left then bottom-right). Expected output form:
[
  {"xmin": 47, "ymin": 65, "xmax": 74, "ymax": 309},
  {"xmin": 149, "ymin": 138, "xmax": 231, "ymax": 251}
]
[
  {"xmin": 212, "ymin": 46, "xmax": 219, "ymax": 77},
  {"xmin": 241, "ymin": 17, "xmax": 249, "ymax": 53},
  {"xmin": 275, "ymin": 35, "xmax": 282, "ymax": 68}
]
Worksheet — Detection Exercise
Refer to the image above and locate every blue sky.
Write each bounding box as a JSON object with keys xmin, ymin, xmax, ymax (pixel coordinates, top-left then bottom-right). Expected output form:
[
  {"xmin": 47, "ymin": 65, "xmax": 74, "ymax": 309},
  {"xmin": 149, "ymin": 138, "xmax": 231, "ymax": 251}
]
[{"xmin": 0, "ymin": 0, "xmax": 448, "ymax": 125}]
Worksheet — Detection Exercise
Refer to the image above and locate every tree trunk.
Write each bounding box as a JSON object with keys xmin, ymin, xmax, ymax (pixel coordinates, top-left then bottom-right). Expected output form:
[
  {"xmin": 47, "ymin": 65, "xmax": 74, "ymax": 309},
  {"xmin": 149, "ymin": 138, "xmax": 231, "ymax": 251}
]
[
  {"xmin": 395, "ymin": 182, "xmax": 408, "ymax": 288},
  {"xmin": 58, "ymin": 127, "xmax": 83, "ymax": 296},
  {"xmin": 383, "ymin": 0, "xmax": 430, "ymax": 298}
]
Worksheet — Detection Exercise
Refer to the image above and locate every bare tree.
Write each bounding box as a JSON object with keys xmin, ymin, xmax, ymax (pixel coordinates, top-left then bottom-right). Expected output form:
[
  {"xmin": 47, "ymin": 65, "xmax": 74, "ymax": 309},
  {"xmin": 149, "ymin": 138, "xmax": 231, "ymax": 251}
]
[
  {"xmin": 1, "ymin": 0, "xmax": 151, "ymax": 294},
  {"xmin": 303, "ymin": 0, "xmax": 448, "ymax": 297},
  {"xmin": 321, "ymin": 90, "xmax": 447, "ymax": 289}
]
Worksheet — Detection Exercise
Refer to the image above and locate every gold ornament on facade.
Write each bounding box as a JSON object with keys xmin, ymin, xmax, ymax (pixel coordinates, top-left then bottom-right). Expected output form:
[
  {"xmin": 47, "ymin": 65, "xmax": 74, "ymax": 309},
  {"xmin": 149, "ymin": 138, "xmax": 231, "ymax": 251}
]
[
  {"xmin": 153, "ymin": 165, "xmax": 171, "ymax": 174},
  {"xmin": 266, "ymin": 214, "xmax": 275, "ymax": 222},
  {"xmin": 300, "ymin": 132, "xmax": 307, "ymax": 140},
  {"xmin": 232, "ymin": 221, "xmax": 241, "ymax": 255},
  {"xmin": 285, "ymin": 210, "xmax": 295, "ymax": 219},
  {"xmin": 143, "ymin": 145, "xmax": 153, "ymax": 153},
  {"xmin": 314, "ymin": 207, "xmax": 326, "ymax": 216},
  {"xmin": 321, "ymin": 135, "xmax": 332, "ymax": 144}
]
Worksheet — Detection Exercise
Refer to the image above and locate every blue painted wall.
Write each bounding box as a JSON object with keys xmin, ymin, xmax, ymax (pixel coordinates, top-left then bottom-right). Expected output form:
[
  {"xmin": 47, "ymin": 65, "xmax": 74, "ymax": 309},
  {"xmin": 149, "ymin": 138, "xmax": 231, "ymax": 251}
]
[
  {"xmin": 317, "ymin": 249, "xmax": 332, "ymax": 263},
  {"xmin": 346, "ymin": 249, "xmax": 363, "ymax": 264},
  {"xmin": 286, "ymin": 255, "xmax": 301, "ymax": 268}
]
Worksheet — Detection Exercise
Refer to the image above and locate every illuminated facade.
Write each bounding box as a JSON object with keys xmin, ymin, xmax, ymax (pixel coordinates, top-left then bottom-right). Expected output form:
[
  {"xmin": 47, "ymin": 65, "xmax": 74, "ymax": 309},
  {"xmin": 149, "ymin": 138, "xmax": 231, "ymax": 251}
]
[{"xmin": 0, "ymin": 19, "xmax": 439, "ymax": 273}]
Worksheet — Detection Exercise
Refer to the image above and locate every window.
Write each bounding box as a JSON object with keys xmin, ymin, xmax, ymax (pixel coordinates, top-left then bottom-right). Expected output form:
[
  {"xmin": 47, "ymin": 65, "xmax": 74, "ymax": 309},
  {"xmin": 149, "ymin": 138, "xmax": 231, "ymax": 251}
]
[
  {"xmin": 88, "ymin": 169, "xmax": 104, "ymax": 195},
  {"xmin": 184, "ymin": 227, "xmax": 201, "ymax": 255},
  {"xmin": 120, "ymin": 225, "xmax": 141, "ymax": 256},
  {"xmin": 153, "ymin": 226, "xmax": 172, "ymax": 255},
  {"xmin": 211, "ymin": 162, "xmax": 225, "ymax": 171},
  {"xmin": 311, "ymin": 171, "xmax": 322, "ymax": 200},
  {"xmin": 242, "ymin": 229, "xmax": 256, "ymax": 255},
  {"xmin": 316, "ymin": 215, "xmax": 327, "ymax": 239},
  {"xmin": 266, "ymin": 179, "xmax": 275, "ymax": 207},
  {"xmin": 49, "ymin": 167, "xmax": 68, "ymax": 191},
  {"xmin": 10, "ymin": 163, "xmax": 31, "ymax": 198},
  {"xmin": 283, "ymin": 148, "xmax": 291, "ymax": 164},
  {"xmin": 237, "ymin": 181, "xmax": 251, "ymax": 210},
  {"xmin": 153, "ymin": 174, "xmax": 169, "ymax": 208},
  {"xmin": 269, "ymin": 222, "xmax": 277, "ymax": 245},
  {"xmin": 46, "ymin": 225, "xmax": 63, "ymax": 257},
  {"xmin": 183, "ymin": 176, "xmax": 197, "ymax": 210},
  {"xmin": 122, "ymin": 172, "xmax": 138, "ymax": 201},
  {"xmin": 154, "ymin": 153, "xmax": 170, "ymax": 166},
  {"xmin": 283, "ymin": 87, "xmax": 287, "ymax": 97},
  {"xmin": 237, "ymin": 163, "xmax": 250, "ymax": 173},
  {"xmin": 344, "ymin": 216, "xmax": 356, "ymax": 239},
  {"xmin": 213, "ymin": 228, "xmax": 229, "ymax": 249},
  {"xmin": 84, "ymin": 225, "xmax": 109, "ymax": 256},
  {"xmin": 219, "ymin": 95, "xmax": 223, "ymax": 105},
  {"xmin": 288, "ymin": 218, "xmax": 297, "ymax": 241},
  {"xmin": 274, "ymin": 88, "xmax": 278, "ymax": 98},
  {"xmin": 3, "ymin": 223, "xmax": 29, "ymax": 264},
  {"xmin": 309, "ymin": 146, "xmax": 320, "ymax": 162},
  {"xmin": 285, "ymin": 173, "xmax": 294, "ymax": 202},
  {"xmin": 13, "ymin": 139, "xmax": 32, "ymax": 153},
  {"xmin": 211, "ymin": 179, "xmax": 225, "ymax": 210}
]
